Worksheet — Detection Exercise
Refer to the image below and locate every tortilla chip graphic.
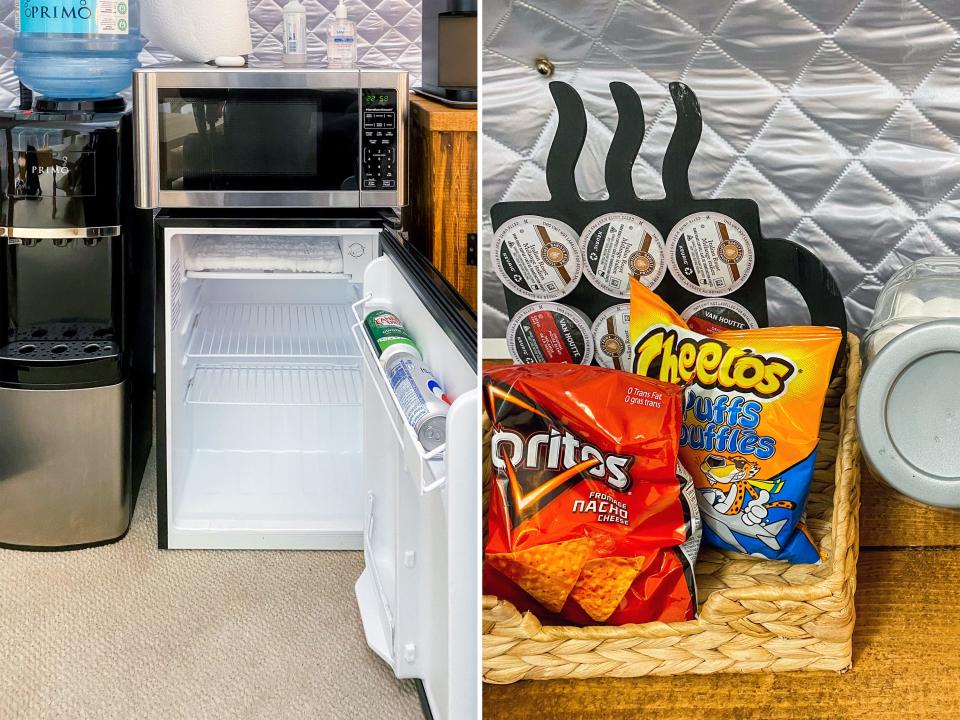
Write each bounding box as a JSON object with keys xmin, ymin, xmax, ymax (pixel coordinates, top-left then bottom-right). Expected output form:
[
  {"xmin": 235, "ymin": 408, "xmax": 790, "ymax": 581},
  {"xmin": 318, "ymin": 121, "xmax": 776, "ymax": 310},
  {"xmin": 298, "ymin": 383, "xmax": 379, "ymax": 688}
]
[
  {"xmin": 570, "ymin": 556, "xmax": 643, "ymax": 622},
  {"xmin": 487, "ymin": 538, "xmax": 594, "ymax": 613}
]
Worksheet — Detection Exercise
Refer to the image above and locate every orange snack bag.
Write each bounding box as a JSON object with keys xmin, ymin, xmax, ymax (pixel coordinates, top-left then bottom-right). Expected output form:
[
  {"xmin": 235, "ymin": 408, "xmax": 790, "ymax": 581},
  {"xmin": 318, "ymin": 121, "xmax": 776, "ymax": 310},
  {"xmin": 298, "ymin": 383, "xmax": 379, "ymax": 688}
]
[
  {"xmin": 483, "ymin": 363, "xmax": 701, "ymax": 625},
  {"xmin": 629, "ymin": 279, "xmax": 842, "ymax": 562}
]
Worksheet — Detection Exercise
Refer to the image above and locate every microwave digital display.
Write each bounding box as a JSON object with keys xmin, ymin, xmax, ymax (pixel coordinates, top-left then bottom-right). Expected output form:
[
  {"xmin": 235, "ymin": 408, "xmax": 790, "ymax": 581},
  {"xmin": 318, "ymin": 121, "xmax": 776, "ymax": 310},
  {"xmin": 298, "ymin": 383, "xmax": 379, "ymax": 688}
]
[
  {"xmin": 364, "ymin": 94, "xmax": 392, "ymax": 107},
  {"xmin": 157, "ymin": 88, "xmax": 360, "ymax": 193}
]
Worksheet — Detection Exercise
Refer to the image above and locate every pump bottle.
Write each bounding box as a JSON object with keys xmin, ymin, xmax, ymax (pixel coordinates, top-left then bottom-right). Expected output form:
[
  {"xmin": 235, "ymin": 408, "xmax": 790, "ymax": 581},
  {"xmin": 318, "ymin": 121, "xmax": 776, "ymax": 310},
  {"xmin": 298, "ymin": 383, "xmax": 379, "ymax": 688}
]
[{"xmin": 327, "ymin": 0, "xmax": 357, "ymax": 69}]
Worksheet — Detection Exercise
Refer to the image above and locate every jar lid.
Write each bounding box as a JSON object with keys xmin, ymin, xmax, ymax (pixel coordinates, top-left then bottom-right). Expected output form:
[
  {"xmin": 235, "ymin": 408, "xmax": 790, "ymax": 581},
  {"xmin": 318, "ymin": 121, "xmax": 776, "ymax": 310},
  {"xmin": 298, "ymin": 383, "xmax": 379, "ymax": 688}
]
[{"xmin": 858, "ymin": 319, "xmax": 960, "ymax": 508}]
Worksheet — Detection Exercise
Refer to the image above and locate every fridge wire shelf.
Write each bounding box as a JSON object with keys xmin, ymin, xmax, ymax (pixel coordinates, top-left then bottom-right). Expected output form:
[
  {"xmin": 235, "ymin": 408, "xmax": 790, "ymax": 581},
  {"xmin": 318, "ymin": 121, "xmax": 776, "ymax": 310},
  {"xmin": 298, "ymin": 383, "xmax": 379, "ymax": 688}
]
[
  {"xmin": 186, "ymin": 303, "xmax": 359, "ymax": 359},
  {"xmin": 351, "ymin": 295, "xmax": 447, "ymax": 495},
  {"xmin": 186, "ymin": 364, "xmax": 362, "ymax": 407}
]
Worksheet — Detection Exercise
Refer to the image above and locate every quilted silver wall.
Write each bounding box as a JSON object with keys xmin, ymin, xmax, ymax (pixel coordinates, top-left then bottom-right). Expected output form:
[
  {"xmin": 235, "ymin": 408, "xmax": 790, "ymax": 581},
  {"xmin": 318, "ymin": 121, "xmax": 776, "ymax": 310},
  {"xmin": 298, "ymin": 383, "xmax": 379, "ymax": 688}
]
[
  {"xmin": 0, "ymin": 0, "xmax": 422, "ymax": 105},
  {"xmin": 483, "ymin": 0, "xmax": 960, "ymax": 337}
]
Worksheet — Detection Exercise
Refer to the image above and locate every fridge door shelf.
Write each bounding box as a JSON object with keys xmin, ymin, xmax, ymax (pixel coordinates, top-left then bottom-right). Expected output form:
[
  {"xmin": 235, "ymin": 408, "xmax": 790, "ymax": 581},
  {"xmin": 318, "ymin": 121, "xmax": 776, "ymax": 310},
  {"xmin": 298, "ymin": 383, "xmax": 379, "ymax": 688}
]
[
  {"xmin": 186, "ymin": 302, "xmax": 360, "ymax": 360},
  {"xmin": 350, "ymin": 296, "xmax": 447, "ymax": 496}
]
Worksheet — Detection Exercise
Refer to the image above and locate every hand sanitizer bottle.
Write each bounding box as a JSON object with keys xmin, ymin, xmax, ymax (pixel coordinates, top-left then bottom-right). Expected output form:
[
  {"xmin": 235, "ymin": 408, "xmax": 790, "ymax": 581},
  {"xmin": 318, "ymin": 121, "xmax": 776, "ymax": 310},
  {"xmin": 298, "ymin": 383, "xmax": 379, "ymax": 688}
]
[
  {"xmin": 327, "ymin": 0, "xmax": 357, "ymax": 69},
  {"xmin": 282, "ymin": 0, "xmax": 307, "ymax": 66}
]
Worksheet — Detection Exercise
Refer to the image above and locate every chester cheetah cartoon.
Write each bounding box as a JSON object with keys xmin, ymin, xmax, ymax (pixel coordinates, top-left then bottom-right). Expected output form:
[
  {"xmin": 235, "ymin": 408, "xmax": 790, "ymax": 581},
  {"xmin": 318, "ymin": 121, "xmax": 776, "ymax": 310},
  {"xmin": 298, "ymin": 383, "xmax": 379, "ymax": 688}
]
[
  {"xmin": 694, "ymin": 455, "xmax": 798, "ymax": 554},
  {"xmin": 699, "ymin": 455, "xmax": 796, "ymax": 525}
]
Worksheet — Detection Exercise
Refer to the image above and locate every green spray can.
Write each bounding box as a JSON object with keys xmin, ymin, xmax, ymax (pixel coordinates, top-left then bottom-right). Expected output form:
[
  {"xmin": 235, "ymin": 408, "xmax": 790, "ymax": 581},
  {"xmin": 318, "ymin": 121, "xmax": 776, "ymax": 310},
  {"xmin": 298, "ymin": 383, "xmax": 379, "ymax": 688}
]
[{"xmin": 364, "ymin": 309, "xmax": 422, "ymax": 367}]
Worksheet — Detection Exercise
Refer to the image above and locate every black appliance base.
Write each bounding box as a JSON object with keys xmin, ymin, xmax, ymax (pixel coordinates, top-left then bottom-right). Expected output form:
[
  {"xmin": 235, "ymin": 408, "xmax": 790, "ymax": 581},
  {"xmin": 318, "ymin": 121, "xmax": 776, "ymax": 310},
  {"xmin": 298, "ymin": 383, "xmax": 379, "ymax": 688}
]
[
  {"xmin": 33, "ymin": 96, "xmax": 126, "ymax": 114},
  {"xmin": 0, "ymin": 525, "xmax": 132, "ymax": 553},
  {"xmin": 413, "ymin": 85, "xmax": 477, "ymax": 108},
  {"xmin": 415, "ymin": 679, "xmax": 434, "ymax": 720}
]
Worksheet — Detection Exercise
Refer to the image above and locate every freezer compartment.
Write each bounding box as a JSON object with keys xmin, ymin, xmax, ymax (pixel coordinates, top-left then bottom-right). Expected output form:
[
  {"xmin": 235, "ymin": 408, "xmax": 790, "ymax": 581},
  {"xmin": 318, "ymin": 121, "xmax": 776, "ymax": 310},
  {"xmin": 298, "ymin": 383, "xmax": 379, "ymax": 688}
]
[
  {"xmin": 172, "ymin": 229, "xmax": 378, "ymax": 282},
  {"xmin": 184, "ymin": 234, "xmax": 344, "ymax": 275},
  {"xmin": 164, "ymin": 230, "xmax": 367, "ymax": 549}
]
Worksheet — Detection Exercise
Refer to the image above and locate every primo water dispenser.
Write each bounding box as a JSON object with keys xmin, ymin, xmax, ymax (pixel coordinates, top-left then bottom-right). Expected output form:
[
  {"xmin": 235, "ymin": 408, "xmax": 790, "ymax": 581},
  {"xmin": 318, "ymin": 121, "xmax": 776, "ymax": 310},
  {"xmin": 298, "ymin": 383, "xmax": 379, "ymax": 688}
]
[{"xmin": 0, "ymin": 98, "xmax": 154, "ymax": 550}]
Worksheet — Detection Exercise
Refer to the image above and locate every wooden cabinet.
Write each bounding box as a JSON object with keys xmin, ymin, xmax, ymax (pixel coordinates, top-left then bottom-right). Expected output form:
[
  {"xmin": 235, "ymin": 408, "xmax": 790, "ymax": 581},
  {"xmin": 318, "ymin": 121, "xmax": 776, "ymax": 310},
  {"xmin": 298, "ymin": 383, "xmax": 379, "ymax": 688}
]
[{"xmin": 403, "ymin": 94, "xmax": 478, "ymax": 309}]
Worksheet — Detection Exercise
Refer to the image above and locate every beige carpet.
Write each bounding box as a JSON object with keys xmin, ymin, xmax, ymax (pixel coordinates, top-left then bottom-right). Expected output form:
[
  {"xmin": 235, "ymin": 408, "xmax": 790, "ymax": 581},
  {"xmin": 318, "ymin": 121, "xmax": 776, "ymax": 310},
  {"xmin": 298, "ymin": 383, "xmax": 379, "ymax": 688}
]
[{"xmin": 0, "ymin": 450, "xmax": 423, "ymax": 720}]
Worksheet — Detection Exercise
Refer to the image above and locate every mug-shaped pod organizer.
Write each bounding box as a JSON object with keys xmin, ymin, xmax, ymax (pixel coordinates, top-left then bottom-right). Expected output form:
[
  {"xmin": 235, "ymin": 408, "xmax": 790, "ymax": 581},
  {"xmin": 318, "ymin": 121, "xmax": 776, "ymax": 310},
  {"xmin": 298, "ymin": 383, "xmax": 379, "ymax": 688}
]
[{"xmin": 490, "ymin": 81, "xmax": 847, "ymax": 369}]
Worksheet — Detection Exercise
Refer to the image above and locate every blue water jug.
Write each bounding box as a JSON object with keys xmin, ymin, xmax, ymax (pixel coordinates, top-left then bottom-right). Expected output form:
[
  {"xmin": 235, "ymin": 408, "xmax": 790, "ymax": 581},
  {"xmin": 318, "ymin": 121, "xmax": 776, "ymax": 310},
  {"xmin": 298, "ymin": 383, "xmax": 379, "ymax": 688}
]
[{"xmin": 14, "ymin": 0, "xmax": 144, "ymax": 99}]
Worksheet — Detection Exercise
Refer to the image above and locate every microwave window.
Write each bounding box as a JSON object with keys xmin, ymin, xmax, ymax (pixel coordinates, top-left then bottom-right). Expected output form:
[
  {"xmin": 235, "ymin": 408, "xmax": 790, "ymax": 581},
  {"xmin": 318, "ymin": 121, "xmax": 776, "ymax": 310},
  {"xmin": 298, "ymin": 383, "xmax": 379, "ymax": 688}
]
[{"xmin": 157, "ymin": 89, "xmax": 360, "ymax": 193}]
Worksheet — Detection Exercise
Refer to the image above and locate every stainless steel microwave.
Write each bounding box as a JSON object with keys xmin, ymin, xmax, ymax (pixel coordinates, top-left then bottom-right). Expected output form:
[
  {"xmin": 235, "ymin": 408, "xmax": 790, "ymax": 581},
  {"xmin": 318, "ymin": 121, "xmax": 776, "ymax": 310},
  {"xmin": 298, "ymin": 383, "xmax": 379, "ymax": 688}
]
[{"xmin": 133, "ymin": 65, "xmax": 408, "ymax": 210}]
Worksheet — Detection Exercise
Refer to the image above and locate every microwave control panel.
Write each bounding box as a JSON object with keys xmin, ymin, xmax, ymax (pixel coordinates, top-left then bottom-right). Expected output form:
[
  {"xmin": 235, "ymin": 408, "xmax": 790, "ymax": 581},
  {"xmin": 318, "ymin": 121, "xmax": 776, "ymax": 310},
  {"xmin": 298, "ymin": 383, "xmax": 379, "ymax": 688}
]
[{"xmin": 361, "ymin": 89, "xmax": 398, "ymax": 191}]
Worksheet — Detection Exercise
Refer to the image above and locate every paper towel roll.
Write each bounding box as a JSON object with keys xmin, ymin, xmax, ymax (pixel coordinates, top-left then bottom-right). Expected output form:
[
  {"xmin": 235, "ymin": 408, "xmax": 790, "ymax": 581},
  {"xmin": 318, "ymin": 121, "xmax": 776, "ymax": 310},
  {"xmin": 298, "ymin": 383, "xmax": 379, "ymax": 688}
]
[{"xmin": 142, "ymin": 0, "xmax": 253, "ymax": 63}]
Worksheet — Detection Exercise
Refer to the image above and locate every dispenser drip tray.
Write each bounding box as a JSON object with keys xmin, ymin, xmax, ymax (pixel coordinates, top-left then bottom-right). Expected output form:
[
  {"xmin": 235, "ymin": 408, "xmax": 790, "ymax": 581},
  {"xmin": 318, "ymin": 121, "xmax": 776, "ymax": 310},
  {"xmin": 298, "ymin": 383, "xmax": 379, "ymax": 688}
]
[{"xmin": 2, "ymin": 323, "xmax": 118, "ymax": 362}]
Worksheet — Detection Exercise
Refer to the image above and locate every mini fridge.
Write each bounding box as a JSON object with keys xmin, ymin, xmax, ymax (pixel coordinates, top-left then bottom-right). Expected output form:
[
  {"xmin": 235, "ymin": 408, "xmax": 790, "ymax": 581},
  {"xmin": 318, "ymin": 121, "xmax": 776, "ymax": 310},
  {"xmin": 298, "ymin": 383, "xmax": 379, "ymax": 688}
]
[
  {"xmin": 136, "ymin": 65, "xmax": 479, "ymax": 720},
  {"xmin": 153, "ymin": 218, "xmax": 478, "ymax": 719}
]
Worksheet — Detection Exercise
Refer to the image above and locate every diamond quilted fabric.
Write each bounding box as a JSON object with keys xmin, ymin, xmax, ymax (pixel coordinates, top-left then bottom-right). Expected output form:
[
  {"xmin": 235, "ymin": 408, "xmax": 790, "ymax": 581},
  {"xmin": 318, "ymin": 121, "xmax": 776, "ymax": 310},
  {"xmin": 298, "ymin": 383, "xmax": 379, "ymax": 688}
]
[
  {"xmin": 0, "ymin": 0, "xmax": 422, "ymax": 100},
  {"xmin": 483, "ymin": 0, "xmax": 960, "ymax": 337}
]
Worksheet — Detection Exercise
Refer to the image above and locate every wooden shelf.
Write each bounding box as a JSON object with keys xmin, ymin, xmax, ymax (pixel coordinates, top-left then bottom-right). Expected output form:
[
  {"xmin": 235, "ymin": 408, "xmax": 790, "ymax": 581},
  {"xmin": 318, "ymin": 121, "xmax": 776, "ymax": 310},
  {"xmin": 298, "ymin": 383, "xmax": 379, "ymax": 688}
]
[
  {"xmin": 409, "ymin": 94, "xmax": 478, "ymax": 132},
  {"xmin": 404, "ymin": 93, "xmax": 478, "ymax": 310}
]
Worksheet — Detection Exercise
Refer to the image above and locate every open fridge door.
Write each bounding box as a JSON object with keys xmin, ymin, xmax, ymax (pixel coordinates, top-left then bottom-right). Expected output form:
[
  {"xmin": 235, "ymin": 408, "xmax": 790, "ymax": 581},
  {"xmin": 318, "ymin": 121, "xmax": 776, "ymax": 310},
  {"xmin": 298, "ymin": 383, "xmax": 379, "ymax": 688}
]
[{"xmin": 353, "ymin": 231, "xmax": 478, "ymax": 720}]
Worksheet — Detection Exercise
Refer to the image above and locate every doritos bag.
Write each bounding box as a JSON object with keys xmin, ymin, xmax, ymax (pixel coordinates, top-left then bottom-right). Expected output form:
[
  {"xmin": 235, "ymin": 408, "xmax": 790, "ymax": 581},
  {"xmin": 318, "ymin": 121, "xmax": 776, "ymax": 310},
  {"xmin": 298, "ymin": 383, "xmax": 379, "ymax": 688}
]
[
  {"xmin": 483, "ymin": 364, "xmax": 701, "ymax": 625},
  {"xmin": 629, "ymin": 278, "xmax": 842, "ymax": 563}
]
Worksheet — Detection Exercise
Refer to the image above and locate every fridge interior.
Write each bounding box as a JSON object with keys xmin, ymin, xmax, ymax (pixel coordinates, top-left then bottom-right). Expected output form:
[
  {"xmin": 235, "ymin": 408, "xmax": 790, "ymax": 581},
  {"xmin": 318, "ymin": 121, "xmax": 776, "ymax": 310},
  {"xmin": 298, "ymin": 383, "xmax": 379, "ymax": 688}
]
[{"xmin": 163, "ymin": 227, "xmax": 378, "ymax": 550}]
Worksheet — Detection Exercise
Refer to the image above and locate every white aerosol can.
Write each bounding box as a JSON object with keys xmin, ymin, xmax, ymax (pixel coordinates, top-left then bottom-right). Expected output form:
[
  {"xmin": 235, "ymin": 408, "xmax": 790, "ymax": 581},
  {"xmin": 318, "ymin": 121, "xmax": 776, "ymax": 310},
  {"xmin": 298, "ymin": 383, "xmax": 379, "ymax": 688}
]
[{"xmin": 282, "ymin": 0, "xmax": 307, "ymax": 66}]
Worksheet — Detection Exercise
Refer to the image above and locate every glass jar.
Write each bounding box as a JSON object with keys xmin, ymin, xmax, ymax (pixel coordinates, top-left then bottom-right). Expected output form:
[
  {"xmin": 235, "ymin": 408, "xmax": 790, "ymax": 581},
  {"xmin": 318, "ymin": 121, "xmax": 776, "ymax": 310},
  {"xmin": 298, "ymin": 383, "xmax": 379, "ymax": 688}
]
[{"xmin": 858, "ymin": 257, "xmax": 960, "ymax": 508}]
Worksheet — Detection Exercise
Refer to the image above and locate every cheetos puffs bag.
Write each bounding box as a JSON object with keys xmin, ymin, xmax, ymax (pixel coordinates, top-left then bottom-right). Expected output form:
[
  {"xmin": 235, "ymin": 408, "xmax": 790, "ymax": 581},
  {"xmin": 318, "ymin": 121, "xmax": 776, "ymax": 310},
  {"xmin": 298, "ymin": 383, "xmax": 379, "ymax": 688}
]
[{"xmin": 629, "ymin": 279, "xmax": 842, "ymax": 563}]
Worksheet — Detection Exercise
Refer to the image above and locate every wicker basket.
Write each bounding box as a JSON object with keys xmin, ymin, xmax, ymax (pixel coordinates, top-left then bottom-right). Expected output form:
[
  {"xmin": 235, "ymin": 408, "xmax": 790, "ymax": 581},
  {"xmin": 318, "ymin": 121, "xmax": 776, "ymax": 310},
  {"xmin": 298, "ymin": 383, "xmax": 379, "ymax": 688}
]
[{"xmin": 482, "ymin": 334, "xmax": 861, "ymax": 683}]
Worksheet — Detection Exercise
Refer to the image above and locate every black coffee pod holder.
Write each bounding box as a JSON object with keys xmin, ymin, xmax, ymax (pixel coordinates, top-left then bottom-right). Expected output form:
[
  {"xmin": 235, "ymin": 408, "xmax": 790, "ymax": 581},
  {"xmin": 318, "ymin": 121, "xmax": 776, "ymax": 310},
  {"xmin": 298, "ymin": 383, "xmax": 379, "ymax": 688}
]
[{"xmin": 490, "ymin": 80, "xmax": 848, "ymax": 346}]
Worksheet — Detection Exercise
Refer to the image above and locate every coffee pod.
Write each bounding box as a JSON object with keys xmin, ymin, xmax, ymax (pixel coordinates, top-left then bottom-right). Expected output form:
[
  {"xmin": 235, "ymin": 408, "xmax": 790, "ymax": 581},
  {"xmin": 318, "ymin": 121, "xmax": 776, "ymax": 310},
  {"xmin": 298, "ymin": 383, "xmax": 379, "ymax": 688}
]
[
  {"xmin": 492, "ymin": 215, "xmax": 583, "ymax": 301},
  {"xmin": 580, "ymin": 213, "xmax": 666, "ymax": 298},
  {"xmin": 681, "ymin": 298, "xmax": 759, "ymax": 335},
  {"xmin": 506, "ymin": 302, "xmax": 594, "ymax": 365},
  {"xmin": 667, "ymin": 211, "xmax": 755, "ymax": 297},
  {"xmin": 591, "ymin": 304, "xmax": 632, "ymax": 371}
]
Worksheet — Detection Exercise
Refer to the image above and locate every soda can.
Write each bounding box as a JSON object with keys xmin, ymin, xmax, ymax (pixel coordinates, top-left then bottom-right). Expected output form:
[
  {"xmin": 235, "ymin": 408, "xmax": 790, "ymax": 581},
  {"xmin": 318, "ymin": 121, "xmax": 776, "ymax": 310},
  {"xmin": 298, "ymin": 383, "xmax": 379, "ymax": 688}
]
[
  {"xmin": 364, "ymin": 309, "xmax": 422, "ymax": 368},
  {"xmin": 386, "ymin": 356, "xmax": 449, "ymax": 452}
]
